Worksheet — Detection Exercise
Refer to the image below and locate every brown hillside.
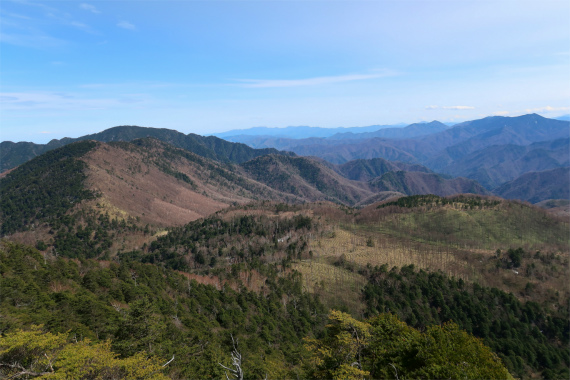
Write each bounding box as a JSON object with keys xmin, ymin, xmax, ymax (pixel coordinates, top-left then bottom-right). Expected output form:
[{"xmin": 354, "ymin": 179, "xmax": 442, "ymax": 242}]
[
  {"xmin": 83, "ymin": 142, "xmax": 227, "ymax": 226},
  {"xmin": 81, "ymin": 138, "xmax": 312, "ymax": 227},
  {"xmin": 240, "ymin": 154, "xmax": 375, "ymax": 205}
]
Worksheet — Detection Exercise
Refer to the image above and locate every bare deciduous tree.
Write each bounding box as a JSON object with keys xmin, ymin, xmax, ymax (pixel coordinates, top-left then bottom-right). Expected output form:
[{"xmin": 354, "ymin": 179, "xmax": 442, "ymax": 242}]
[{"xmin": 218, "ymin": 335, "xmax": 243, "ymax": 380}]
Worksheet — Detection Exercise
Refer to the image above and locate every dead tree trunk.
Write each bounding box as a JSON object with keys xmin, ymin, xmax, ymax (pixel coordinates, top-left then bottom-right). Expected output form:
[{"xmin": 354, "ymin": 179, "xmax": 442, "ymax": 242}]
[{"xmin": 218, "ymin": 334, "xmax": 243, "ymax": 380}]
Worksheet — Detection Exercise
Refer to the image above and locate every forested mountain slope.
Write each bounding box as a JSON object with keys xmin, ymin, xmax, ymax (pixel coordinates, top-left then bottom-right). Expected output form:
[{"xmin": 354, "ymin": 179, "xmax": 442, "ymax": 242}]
[
  {"xmin": 437, "ymin": 138, "xmax": 569, "ymax": 189},
  {"xmin": 0, "ymin": 125, "xmax": 293, "ymax": 173},
  {"xmin": 494, "ymin": 167, "xmax": 570, "ymax": 203},
  {"xmin": 0, "ymin": 139, "xmax": 491, "ymax": 243},
  {"xmin": 240, "ymin": 155, "xmax": 375, "ymax": 205},
  {"xmin": 368, "ymin": 171, "xmax": 488, "ymax": 196},
  {"xmin": 215, "ymin": 115, "xmax": 570, "ymax": 202},
  {"xmin": 1, "ymin": 126, "xmax": 569, "ymax": 379},
  {"xmin": 332, "ymin": 157, "xmax": 432, "ymax": 181},
  {"xmin": 1, "ymin": 196, "xmax": 568, "ymax": 378},
  {"xmin": 327, "ymin": 120, "xmax": 449, "ymax": 140}
]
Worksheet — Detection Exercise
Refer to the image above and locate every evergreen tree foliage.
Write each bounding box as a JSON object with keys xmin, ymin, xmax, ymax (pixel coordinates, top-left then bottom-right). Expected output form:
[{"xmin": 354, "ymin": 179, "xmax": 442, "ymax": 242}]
[
  {"xmin": 0, "ymin": 241, "xmax": 326, "ymax": 378},
  {"xmin": 0, "ymin": 141, "xmax": 97, "ymax": 235},
  {"xmin": 305, "ymin": 310, "xmax": 513, "ymax": 379},
  {"xmin": 363, "ymin": 265, "xmax": 569, "ymax": 379}
]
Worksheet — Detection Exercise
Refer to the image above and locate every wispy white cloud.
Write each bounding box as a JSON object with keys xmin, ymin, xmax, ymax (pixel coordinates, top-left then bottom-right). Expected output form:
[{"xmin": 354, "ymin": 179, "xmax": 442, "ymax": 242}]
[
  {"xmin": 0, "ymin": 32, "xmax": 66, "ymax": 48},
  {"xmin": 525, "ymin": 105, "xmax": 570, "ymax": 113},
  {"xmin": 0, "ymin": 92, "xmax": 148, "ymax": 110},
  {"xmin": 1, "ymin": 11, "xmax": 32, "ymax": 21},
  {"xmin": 492, "ymin": 111, "xmax": 510, "ymax": 116},
  {"xmin": 117, "ymin": 21, "xmax": 136, "ymax": 30},
  {"xmin": 426, "ymin": 105, "xmax": 475, "ymax": 110},
  {"xmin": 444, "ymin": 106, "xmax": 475, "ymax": 110},
  {"xmin": 236, "ymin": 71, "xmax": 395, "ymax": 88},
  {"xmin": 70, "ymin": 21, "xmax": 97, "ymax": 34},
  {"xmin": 9, "ymin": 0, "xmax": 59, "ymax": 14},
  {"xmin": 79, "ymin": 81, "xmax": 182, "ymax": 89},
  {"xmin": 0, "ymin": 96, "xmax": 19, "ymax": 102},
  {"xmin": 80, "ymin": 3, "xmax": 100, "ymax": 14}
]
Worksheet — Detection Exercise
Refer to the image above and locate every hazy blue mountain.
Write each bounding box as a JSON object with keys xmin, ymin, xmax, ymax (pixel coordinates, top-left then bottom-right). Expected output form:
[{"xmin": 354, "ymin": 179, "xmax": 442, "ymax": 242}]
[
  {"xmin": 438, "ymin": 138, "xmax": 569, "ymax": 189},
  {"xmin": 422, "ymin": 114, "xmax": 570, "ymax": 170},
  {"xmin": 327, "ymin": 120, "xmax": 449, "ymax": 140},
  {"xmin": 290, "ymin": 138, "xmax": 420, "ymax": 164},
  {"xmin": 555, "ymin": 114, "xmax": 570, "ymax": 121},
  {"xmin": 219, "ymin": 121, "xmax": 447, "ymax": 148},
  {"xmin": 332, "ymin": 157, "xmax": 432, "ymax": 181},
  {"xmin": 224, "ymin": 115, "xmax": 569, "ymax": 171},
  {"xmin": 219, "ymin": 135, "xmax": 329, "ymax": 150},
  {"xmin": 368, "ymin": 171, "xmax": 489, "ymax": 197},
  {"xmin": 493, "ymin": 167, "xmax": 570, "ymax": 203},
  {"xmin": 212, "ymin": 123, "xmax": 406, "ymax": 139}
]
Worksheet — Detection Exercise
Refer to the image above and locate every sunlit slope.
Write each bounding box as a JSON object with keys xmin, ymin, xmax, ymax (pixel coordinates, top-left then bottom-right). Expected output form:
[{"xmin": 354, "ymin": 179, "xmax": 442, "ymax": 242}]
[
  {"xmin": 302, "ymin": 196, "xmax": 568, "ymax": 308},
  {"xmin": 357, "ymin": 195, "xmax": 568, "ymax": 249}
]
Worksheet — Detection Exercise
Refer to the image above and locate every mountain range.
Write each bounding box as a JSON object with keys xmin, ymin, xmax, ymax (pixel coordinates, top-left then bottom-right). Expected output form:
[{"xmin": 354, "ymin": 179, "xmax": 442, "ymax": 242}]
[
  {"xmin": 1, "ymin": 114, "xmax": 568, "ymax": 206},
  {"xmin": 1, "ymin": 137, "xmax": 489, "ymax": 237},
  {"xmin": 0, "ymin": 125, "xmax": 292, "ymax": 173},
  {"xmin": 212, "ymin": 114, "xmax": 570, "ymax": 201},
  {"xmin": 211, "ymin": 123, "xmax": 408, "ymax": 139}
]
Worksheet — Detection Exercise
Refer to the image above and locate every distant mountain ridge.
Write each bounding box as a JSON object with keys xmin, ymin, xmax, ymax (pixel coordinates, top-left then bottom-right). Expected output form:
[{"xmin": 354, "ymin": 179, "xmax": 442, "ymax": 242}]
[
  {"xmin": 332, "ymin": 157, "xmax": 432, "ymax": 182},
  {"xmin": 327, "ymin": 120, "xmax": 449, "ymax": 140},
  {"xmin": 0, "ymin": 125, "xmax": 293, "ymax": 173},
  {"xmin": 493, "ymin": 167, "xmax": 570, "ymax": 204},
  {"xmin": 423, "ymin": 114, "xmax": 569, "ymax": 170},
  {"xmin": 219, "ymin": 120, "xmax": 449, "ymax": 149},
  {"xmin": 369, "ymin": 171, "xmax": 489, "ymax": 197},
  {"xmin": 212, "ymin": 123, "xmax": 407, "ymax": 139},
  {"xmin": 217, "ymin": 114, "xmax": 569, "ymax": 201},
  {"xmin": 2, "ymin": 114, "xmax": 568, "ymax": 205},
  {"xmin": 439, "ymin": 138, "xmax": 570, "ymax": 189}
]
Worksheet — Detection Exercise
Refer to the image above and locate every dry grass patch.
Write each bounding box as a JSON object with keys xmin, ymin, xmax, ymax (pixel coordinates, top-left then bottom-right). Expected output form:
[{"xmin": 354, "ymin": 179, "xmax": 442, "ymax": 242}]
[
  {"xmin": 309, "ymin": 227, "xmax": 477, "ymax": 281},
  {"xmin": 293, "ymin": 260, "xmax": 366, "ymax": 313}
]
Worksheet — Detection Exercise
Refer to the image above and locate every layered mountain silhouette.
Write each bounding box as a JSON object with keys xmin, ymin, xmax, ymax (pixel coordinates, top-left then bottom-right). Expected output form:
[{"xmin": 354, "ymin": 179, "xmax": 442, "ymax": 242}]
[
  {"xmin": 1, "ymin": 136, "xmax": 492, "ymax": 235},
  {"xmin": 494, "ymin": 167, "xmax": 570, "ymax": 204},
  {"xmin": 438, "ymin": 138, "xmax": 569, "ymax": 190},
  {"xmin": 2, "ymin": 114, "xmax": 568, "ymax": 206},
  {"xmin": 213, "ymin": 114, "xmax": 570, "ymax": 202},
  {"xmin": 0, "ymin": 125, "xmax": 293, "ymax": 173},
  {"xmin": 213, "ymin": 123, "xmax": 407, "ymax": 139},
  {"xmin": 327, "ymin": 120, "xmax": 450, "ymax": 140}
]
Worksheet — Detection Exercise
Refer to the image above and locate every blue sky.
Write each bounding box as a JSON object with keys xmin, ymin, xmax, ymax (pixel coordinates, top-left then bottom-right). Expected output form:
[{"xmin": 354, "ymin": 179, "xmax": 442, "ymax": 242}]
[{"xmin": 1, "ymin": 0, "xmax": 569, "ymax": 143}]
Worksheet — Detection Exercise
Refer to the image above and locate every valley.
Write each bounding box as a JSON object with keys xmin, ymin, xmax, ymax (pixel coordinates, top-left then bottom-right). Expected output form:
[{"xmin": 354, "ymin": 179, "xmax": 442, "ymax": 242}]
[{"xmin": 1, "ymin": 114, "xmax": 569, "ymax": 379}]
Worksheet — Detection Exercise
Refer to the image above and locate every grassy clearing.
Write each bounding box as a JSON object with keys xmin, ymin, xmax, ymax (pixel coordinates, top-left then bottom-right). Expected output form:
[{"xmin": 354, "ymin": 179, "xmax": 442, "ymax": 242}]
[
  {"xmin": 360, "ymin": 206, "xmax": 568, "ymax": 251},
  {"xmin": 309, "ymin": 227, "xmax": 476, "ymax": 281},
  {"xmin": 301, "ymin": 210, "xmax": 569, "ymax": 308},
  {"xmin": 292, "ymin": 260, "xmax": 366, "ymax": 314}
]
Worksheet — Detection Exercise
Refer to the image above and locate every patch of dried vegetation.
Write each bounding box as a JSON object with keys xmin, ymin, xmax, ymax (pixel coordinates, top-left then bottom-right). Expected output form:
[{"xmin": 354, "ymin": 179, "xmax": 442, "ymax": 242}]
[{"xmin": 83, "ymin": 143, "xmax": 228, "ymax": 227}]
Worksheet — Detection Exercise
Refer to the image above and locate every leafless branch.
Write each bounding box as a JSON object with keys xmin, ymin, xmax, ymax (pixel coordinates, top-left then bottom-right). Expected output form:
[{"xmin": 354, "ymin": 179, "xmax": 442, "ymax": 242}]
[
  {"xmin": 218, "ymin": 334, "xmax": 243, "ymax": 380},
  {"xmin": 44, "ymin": 353, "xmax": 54, "ymax": 372},
  {"xmin": 1, "ymin": 362, "xmax": 51, "ymax": 379},
  {"xmin": 162, "ymin": 354, "xmax": 175, "ymax": 367},
  {"xmin": 390, "ymin": 363, "xmax": 400, "ymax": 380}
]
